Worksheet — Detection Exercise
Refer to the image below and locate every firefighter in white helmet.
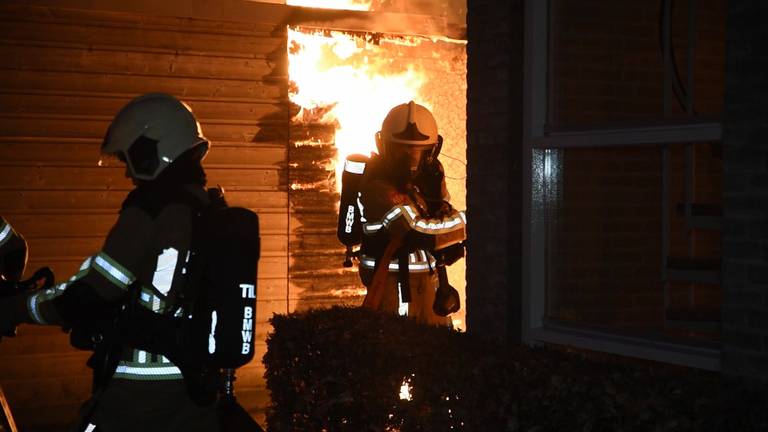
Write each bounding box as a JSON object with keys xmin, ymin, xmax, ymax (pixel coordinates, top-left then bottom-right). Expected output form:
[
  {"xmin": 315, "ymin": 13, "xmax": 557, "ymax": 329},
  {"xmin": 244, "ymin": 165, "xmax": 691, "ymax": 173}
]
[
  {"xmin": 0, "ymin": 93, "xmax": 221, "ymax": 431},
  {"xmin": 358, "ymin": 101, "xmax": 466, "ymax": 326}
]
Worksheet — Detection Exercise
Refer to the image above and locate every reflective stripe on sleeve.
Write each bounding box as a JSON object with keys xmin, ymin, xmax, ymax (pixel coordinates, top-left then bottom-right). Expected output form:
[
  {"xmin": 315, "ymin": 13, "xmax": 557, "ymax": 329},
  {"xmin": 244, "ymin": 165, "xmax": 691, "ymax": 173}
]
[
  {"xmin": 0, "ymin": 223, "xmax": 11, "ymax": 247},
  {"xmin": 78, "ymin": 256, "xmax": 93, "ymax": 272},
  {"xmin": 66, "ymin": 256, "xmax": 94, "ymax": 283},
  {"xmin": 412, "ymin": 215, "xmax": 464, "ymax": 232},
  {"xmin": 27, "ymin": 294, "xmax": 47, "ymax": 324},
  {"xmin": 373, "ymin": 205, "xmax": 466, "ymax": 236},
  {"xmin": 344, "ymin": 159, "xmax": 366, "ymax": 174},
  {"xmin": 93, "ymin": 253, "xmax": 135, "ymax": 290},
  {"xmin": 27, "ymin": 282, "xmax": 68, "ymax": 324},
  {"xmin": 399, "ymin": 205, "xmax": 465, "ymax": 234},
  {"xmin": 382, "ymin": 206, "xmax": 402, "ymax": 224},
  {"xmin": 363, "ymin": 222, "xmax": 383, "ymax": 234},
  {"xmin": 26, "ymin": 254, "xmax": 95, "ymax": 324}
]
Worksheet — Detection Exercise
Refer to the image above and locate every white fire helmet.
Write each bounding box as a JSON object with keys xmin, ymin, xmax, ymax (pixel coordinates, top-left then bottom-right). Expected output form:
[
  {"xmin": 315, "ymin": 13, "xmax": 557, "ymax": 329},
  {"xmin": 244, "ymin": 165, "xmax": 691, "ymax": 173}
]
[
  {"xmin": 101, "ymin": 93, "xmax": 209, "ymax": 180},
  {"xmin": 376, "ymin": 101, "xmax": 439, "ymax": 156}
]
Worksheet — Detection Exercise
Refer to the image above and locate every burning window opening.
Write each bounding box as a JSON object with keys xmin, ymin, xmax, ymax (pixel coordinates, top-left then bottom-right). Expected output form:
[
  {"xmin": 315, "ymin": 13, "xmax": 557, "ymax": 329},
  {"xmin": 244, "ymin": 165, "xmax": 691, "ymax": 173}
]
[
  {"xmin": 288, "ymin": 26, "xmax": 433, "ymax": 192},
  {"xmin": 287, "ymin": 0, "xmax": 372, "ymax": 11},
  {"xmin": 286, "ymin": 9, "xmax": 468, "ymax": 331}
]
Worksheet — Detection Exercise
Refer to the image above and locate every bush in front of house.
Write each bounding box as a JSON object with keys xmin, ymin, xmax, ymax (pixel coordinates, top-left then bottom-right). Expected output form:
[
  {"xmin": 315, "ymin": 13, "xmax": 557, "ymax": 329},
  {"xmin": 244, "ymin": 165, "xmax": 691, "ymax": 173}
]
[{"xmin": 263, "ymin": 306, "xmax": 768, "ymax": 431}]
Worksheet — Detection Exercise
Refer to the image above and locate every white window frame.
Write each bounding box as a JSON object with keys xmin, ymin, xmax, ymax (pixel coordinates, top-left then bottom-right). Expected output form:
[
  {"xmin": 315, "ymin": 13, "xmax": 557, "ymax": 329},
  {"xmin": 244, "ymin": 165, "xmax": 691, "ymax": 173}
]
[{"xmin": 521, "ymin": 0, "xmax": 722, "ymax": 371}]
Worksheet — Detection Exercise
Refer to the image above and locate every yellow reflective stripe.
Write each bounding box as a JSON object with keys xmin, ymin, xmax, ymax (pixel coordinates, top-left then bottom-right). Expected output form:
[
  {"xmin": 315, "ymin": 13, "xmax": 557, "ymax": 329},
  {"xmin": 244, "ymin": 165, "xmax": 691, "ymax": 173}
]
[
  {"xmin": 93, "ymin": 253, "xmax": 135, "ymax": 289},
  {"xmin": 402, "ymin": 205, "xmax": 419, "ymax": 220},
  {"xmin": 359, "ymin": 253, "xmax": 435, "ymax": 272},
  {"xmin": 400, "ymin": 206, "xmax": 465, "ymax": 234},
  {"xmin": 412, "ymin": 215, "xmax": 464, "ymax": 232},
  {"xmin": 381, "ymin": 207, "xmax": 403, "ymax": 226},
  {"xmin": 374, "ymin": 205, "xmax": 466, "ymax": 236},
  {"xmin": 0, "ymin": 222, "xmax": 11, "ymax": 247}
]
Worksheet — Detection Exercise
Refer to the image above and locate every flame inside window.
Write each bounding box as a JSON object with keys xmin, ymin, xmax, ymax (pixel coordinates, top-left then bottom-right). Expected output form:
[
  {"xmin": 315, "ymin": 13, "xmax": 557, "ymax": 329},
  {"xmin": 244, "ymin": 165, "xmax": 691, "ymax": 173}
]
[
  {"xmin": 288, "ymin": 27, "xmax": 430, "ymax": 190},
  {"xmin": 287, "ymin": 0, "xmax": 372, "ymax": 11},
  {"xmin": 286, "ymin": 5, "xmax": 469, "ymax": 332}
]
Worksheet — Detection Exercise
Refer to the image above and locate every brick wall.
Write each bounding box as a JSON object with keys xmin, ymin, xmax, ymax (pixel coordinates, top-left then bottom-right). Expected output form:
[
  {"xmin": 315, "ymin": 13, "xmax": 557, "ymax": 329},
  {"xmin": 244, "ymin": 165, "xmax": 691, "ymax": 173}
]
[
  {"xmin": 721, "ymin": 0, "xmax": 768, "ymax": 382},
  {"xmin": 465, "ymin": 0, "xmax": 523, "ymax": 342}
]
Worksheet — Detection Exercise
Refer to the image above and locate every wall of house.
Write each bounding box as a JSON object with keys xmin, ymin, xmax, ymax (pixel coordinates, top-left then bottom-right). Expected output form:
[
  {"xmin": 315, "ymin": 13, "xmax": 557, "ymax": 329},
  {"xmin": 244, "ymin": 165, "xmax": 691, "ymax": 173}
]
[
  {"xmin": 721, "ymin": 0, "xmax": 768, "ymax": 382},
  {"xmin": 0, "ymin": 1, "xmax": 471, "ymax": 429},
  {"xmin": 465, "ymin": 0, "xmax": 524, "ymax": 342},
  {"xmin": 465, "ymin": 0, "xmax": 732, "ymax": 350},
  {"xmin": 0, "ymin": 2, "xmax": 289, "ymax": 429}
]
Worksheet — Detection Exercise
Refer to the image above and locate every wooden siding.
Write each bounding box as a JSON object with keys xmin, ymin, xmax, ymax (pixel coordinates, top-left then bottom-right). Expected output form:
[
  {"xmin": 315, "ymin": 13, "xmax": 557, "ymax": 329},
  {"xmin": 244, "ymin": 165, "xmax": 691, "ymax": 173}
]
[
  {"xmin": 288, "ymin": 124, "xmax": 364, "ymax": 314},
  {"xmin": 0, "ymin": 2, "xmax": 467, "ymax": 430},
  {"xmin": 0, "ymin": 3, "xmax": 288, "ymax": 430}
]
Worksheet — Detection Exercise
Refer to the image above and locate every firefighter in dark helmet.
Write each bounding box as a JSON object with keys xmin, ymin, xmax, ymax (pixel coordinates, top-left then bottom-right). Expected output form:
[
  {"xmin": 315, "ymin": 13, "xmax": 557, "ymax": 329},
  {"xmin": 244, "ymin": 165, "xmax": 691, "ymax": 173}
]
[
  {"xmin": 357, "ymin": 101, "xmax": 466, "ymax": 326},
  {"xmin": 0, "ymin": 215, "xmax": 30, "ymax": 337},
  {"xmin": 0, "ymin": 93, "xmax": 220, "ymax": 431}
]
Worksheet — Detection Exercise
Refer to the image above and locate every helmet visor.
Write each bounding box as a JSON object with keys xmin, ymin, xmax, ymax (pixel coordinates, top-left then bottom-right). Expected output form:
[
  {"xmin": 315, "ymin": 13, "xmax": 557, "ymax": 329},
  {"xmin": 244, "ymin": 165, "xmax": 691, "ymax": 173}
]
[{"xmin": 390, "ymin": 143, "xmax": 433, "ymax": 172}]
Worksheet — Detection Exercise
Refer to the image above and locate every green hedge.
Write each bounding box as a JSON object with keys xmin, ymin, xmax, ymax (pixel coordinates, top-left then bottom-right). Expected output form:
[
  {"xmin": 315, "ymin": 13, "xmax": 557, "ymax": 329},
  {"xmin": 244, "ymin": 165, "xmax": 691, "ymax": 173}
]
[{"xmin": 264, "ymin": 306, "xmax": 768, "ymax": 431}]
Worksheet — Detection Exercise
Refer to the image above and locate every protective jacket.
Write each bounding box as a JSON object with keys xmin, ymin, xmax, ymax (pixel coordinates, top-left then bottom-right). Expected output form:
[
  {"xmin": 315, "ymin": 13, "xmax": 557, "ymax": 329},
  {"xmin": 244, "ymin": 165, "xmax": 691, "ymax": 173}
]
[
  {"xmin": 17, "ymin": 183, "xmax": 219, "ymax": 431},
  {"xmin": 358, "ymin": 156, "xmax": 466, "ymax": 326},
  {"xmin": 0, "ymin": 216, "xmax": 15, "ymax": 256},
  {"xmin": 0, "ymin": 216, "xmax": 27, "ymax": 283}
]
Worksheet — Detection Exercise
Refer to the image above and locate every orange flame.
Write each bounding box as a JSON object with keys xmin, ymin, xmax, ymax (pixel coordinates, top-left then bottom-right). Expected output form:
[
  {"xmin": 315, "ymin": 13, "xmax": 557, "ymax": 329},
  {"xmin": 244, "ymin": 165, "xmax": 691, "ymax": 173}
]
[
  {"xmin": 287, "ymin": 0, "xmax": 372, "ymax": 11},
  {"xmin": 288, "ymin": 27, "xmax": 430, "ymax": 190}
]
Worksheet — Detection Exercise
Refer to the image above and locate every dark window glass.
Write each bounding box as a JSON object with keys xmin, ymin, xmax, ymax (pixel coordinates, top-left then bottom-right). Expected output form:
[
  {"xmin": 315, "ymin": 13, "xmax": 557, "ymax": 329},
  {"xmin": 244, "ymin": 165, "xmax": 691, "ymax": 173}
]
[
  {"xmin": 534, "ymin": 144, "xmax": 721, "ymax": 345},
  {"xmin": 548, "ymin": 0, "xmax": 726, "ymax": 128}
]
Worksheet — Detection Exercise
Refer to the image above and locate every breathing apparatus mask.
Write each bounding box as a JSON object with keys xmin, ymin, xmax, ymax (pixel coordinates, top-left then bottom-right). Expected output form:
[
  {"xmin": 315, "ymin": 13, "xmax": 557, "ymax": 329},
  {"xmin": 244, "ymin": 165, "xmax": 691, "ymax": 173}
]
[{"xmin": 376, "ymin": 101, "xmax": 443, "ymax": 189}]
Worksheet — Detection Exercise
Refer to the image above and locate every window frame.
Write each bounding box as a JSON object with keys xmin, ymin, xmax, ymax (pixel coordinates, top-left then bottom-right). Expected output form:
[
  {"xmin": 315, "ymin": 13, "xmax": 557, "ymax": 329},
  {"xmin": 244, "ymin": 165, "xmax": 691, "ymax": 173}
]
[{"xmin": 521, "ymin": 0, "xmax": 722, "ymax": 371}]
